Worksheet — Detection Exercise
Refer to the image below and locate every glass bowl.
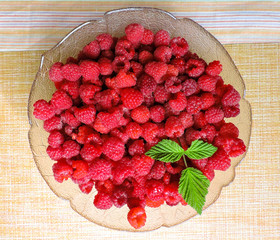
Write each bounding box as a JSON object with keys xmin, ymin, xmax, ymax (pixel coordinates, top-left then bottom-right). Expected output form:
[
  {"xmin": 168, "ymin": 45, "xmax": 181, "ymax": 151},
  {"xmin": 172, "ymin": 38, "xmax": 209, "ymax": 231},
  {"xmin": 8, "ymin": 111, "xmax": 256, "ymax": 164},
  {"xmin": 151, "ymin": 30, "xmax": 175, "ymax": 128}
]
[{"xmin": 28, "ymin": 7, "xmax": 252, "ymax": 231}]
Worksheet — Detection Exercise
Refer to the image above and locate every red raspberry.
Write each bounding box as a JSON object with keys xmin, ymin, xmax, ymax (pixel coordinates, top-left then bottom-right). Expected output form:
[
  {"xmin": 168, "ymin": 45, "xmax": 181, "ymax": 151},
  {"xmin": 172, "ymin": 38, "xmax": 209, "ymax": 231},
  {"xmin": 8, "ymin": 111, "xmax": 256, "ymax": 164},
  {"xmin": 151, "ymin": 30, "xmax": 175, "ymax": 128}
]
[
  {"xmin": 48, "ymin": 130, "xmax": 64, "ymax": 148},
  {"xmin": 166, "ymin": 64, "xmax": 179, "ymax": 76},
  {"xmin": 139, "ymin": 50, "xmax": 154, "ymax": 65},
  {"xmin": 138, "ymin": 74, "xmax": 157, "ymax": 97},
  {"xmin": 93, "ymin": 111, "xmax": 120, "ymax": 134},
  {"xmin": 185, "ymin": 128, "xmax": 202, "ymax": 145},
  {"xmin": 80, "ymin": 143, "xmax": 102, "ymax": 162},
  {"xmin": 127, "ymin": 197, "xmax": 146, "ymax": 209},
  {"xmin": 111, "ymin": 186, "xmax": 128, "ymax": 208},
  {"xmin": 150, "ymin": 105, "xmax": 165, "ymax": 123},
  {"xmin": 73, "ymin": 125, "xmax": 96, "ymax": 144},
  {"xmin": 49, "ymin": 62, "xmax": 63, "ymax": 82},
  {"xmin": 144, "ymin": 61, "xmax": 168, "ymax": 84},
  {"xmin": 120, "ymin": 88, "xmax": 143, "ymax": 110},
  {"xmin": 168, "ymin": 92, "xmax": 187, "ymax": 111},
  {"xmin": 148, "ymin": 161, "xmax": 165, "ymax": 180},
  {"xmin": 125, "ymin": 23, "xmax": 144, "ymax": 44},
  {"xmin": 94, "ymin": 89, "xmax": 119, "ymax": 110},
  {"xmin": 95, "ymin": 179, "xmax": 114, "ymax": 194},
  {"xmin": 165, "ymin": 116, "xmax": 184, "ymax": 138},
  {"xmin": 154, "ymin": 46, "xmax": 172, "ymax": 63},
  {"xmin": 110, "ymin": 127, "xmax": 129, "ymax": 143},
  {"xmin": 164, "ymin": 102, "xmax": 181, "ymax": 117},
  {"xmin": 223, "ymin": 105, "xmax": 240, "ymax": 118},
  {"xmin": 164, "ymin": 182, "xmax": 181, "ymax": 206},
  {"xmin": 186, "ymin": 96, "xmax": 203, "ymax": 114},
  {"xmin": 164, "ymin": 76, "xmax": 182, "ymax": 93},
  {"xmin": 112, "ymin": 158, "xmax": 134, "ymax": 185},
  {"xmin": 61, "ymin": 109, "xmax": 80, "ymax": 128},
  {"xmin": 130, "ymin": 61, "xmax": 143, "ymax": 77},
  {"xmin": 219, "ymin": 122, "xmax": 239, "ymax": 138},
  {"xmin": 178, "ymin": 111, "xmax": 194, "ymax": 128},
  {"xmin": 43, "ymin": 116, "xmax": 63, "ymax": 132},
  {"xmin": 51, "ymin": 90, "xmax": 72, "ymax": 110},
  {"xmin": 206, "ymin": 60, "xmax": 222, "ymax": 76},
  {"xmin": 115, "ymin": 70, "xmax": 136, "ymax": 88},
  {"xmin": 33, "ymin": 100, "xmax": 55, "ymax": 120},
  {"xmin": 185, "ymin": 59, "xmax": 205, "ymax": 78},
  {"xmin": 215, "ymin": 137, "xmax": 246, "ymax": 158},
  {"xmin": 145, "ymin": 179, "xmax": 164, "ymax": 201},
  {"xmin": 140, "ymin": 28, "xmax": 154, "ymax": 45},
  {"xmin": 102, "ymin": 137, "xmax": 125, "ymax": 161},
  {"xmin": 201, "ymin": 165, "xmax": 215, "ymax": 181},
  {"xmin": 61, "ymin": 63, "xmax": 81, "ymax": 82},
  {"xmin": 201, "ymin": 124, "xmax": 217, "ymax": 143},
  {"xmin": 96, "ymin": 33, "xmax": 113, "ymax": 50},
  {"xmin": 207, "ymin": 148, "xmax": 231, "ymax": 171},
  {"xmin": 193, "ymin": 112, "xmax": 207, "ymax": 129},
  {"xmin": 79, "ymin": 84, "xmax": 101, "ymax": 105},
  {"xmin": 126, "ymin": 122, "xmax": 143, "ymax": 139},
  {"xmin": 72, "ymin": 160, "xmax": 89, "ymax": 179},
  {"xmin": 201, "ymin": 92, "xmax": 215, "ymax": 110},
  {"xmin": 141, "ymin": 122, "xmax": 158, "ymax": 143},
  {"xmin": 191, "ymin": 158, "xmax": 208, "ymax": 170},
  {"xmin": 145, "ymin": 196, "xmax": 164, "ymax": 208},
  {"xmin": 205, "ymin": 106, "xmax": 224, "ymax": 124},
  {"xmin": 62, "ymin": 140, "xmax": 80, "ymax": 159},
  {"xmin": 127, "ymin": 207, "xmax": 147, "ymax": 229},
  {"xmin": 143, "ymin": 95, "xmax": 154, "ymax": 107},
  {"xmin": 170, "ymin": 37, "xmax": 189, "ymax": 57},
  {"xmin": 78, "ymin": 180, "xmax": 94, "ymax": 194},
  {"xmin": 82, "ymin": 40, "xmax": 101, "ymax": 59},
  {"xmin": 79, "ymin": 60, "xmax": 100, "ymax": 81},
  {"xmin": 74, "ymin": 105, "xmax": 96, "ymax": 124},
  {"xmin": 198, "ymin": 75, "xmax": 217, "ymax": 92},
  {"xmin": 171, "ymin": 58, "xmax": 185, "ymax": 74},
  {"xmin": 154, "ymin": 85, "xmax": 170, "ymax": 104},
  {"xmin": 163, "ymin": 172, "xmax": 171, "ymax": 185},
  {"xmin": 154, "ymin": 29, "xmax": 170, "ymax": 47},
  {"xmin": 88, "ymin": 158, "xmax": 112, "ymax": 181},
  {"xmin": 60, "ymin": 80, "xmax": 80, "ymax": 99},
  {"xmin": 53, "ymin": 160, "xmax": 73, "ymax": 183},
  {"xmin": 94, "ymin": 192, "xmax": 113, "ymax": 210},
  {"xmin": 131, "ymin": 105, "xmax": 150, "ymax": 124},
  {"xmin": 112, "ymin": 55, "xmax": 130, "ymax": 73},
  {"xmin": 128, "ymin": 139, "xmax": 145, "ymax": 156},
  {"xmin": 46, "ymin": 146, "xmax": 63, "ymax": 160},
  {"xmin": 115, "ymin": 39, "xmax": 135, "ymax": 60},
  {"xmin": 132, "ymin": 155, "xmax": 154, "ymax": 176},
  {"xmin": 222, "ymin": 85, "xmax": 241, "ymax": 106},
  {"xmin": 98, "ymin": 57, "xmax": 113, "ymax": 75},
  {"xmin": 181, "ymin": 78, "xmax": 200, "ymax": 96},
  {"xmin": 100, "ymin": 49, "xmax": 114, "ymax": 60},
  {"xmin": 165, "ymin": 161, "xmax": 184, "ymax": 174}
]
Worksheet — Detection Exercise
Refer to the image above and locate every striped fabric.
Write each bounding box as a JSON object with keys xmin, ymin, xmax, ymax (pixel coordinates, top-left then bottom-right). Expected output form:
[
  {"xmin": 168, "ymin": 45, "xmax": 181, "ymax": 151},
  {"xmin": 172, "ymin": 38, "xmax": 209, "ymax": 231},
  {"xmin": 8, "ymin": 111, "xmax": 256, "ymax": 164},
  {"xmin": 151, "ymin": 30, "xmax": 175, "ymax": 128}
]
[{"xmin": 0, "ymin": 1, "xmax": 279, "ymax": 50}]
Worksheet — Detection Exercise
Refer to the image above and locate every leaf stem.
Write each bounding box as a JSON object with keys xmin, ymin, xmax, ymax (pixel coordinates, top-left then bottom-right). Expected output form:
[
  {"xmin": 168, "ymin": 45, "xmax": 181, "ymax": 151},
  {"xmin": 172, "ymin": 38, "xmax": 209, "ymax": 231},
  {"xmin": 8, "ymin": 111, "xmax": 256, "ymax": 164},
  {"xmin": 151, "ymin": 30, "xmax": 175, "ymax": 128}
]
[{"xmin": 177, "ymin": 138, "xmax": 188, "ymax": 168}]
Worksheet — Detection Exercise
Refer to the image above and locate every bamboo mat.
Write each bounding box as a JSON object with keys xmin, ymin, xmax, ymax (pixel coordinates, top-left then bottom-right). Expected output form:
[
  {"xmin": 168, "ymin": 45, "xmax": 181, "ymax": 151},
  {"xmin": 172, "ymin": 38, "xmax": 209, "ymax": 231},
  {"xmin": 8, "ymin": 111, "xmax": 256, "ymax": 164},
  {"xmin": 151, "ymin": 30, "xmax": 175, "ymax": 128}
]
[{"xmin": 0, "ymin": 43, "xmax": 279, "ymax": 239}]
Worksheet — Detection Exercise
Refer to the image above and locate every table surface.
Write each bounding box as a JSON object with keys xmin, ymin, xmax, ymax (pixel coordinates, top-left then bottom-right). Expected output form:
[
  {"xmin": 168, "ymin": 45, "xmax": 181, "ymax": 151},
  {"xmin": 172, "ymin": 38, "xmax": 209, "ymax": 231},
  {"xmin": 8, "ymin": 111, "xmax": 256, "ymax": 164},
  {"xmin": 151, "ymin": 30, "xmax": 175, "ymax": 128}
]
[{"xmin": 0, "ymin": 2, "xmax": 280, "ymax": 239}]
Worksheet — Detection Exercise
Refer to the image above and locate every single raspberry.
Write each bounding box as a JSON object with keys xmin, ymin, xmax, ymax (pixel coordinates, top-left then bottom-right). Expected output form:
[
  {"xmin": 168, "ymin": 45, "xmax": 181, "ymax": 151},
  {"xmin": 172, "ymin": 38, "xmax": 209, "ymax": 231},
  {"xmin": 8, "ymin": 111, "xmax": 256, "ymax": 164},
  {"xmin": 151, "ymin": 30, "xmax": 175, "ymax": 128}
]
[
  {"xmin": 131, "ymin": 105, "xmax": 150, "ymax": 124},
  {"xmin": 72, "ymin": 160, "xmax": 89, "ymax": 180},
  {"xmin": 145, "ymin": 179, "xmax": 164, "ymax": 201},
  {"xmin": 46, "ymin": 146, "xmax": 63, "ymax": 160},
  {"xmin": 164, "ymin": 182, "xmax": 181, "ymax": 206},
  {"xmin": 165, "ymin": 162, "xmax": 184, "ymax": 174},
  {"xmin": 96, "ymin": 33, "xmax": 113, "ymax": 50},
  {"xmin": 205, "ymin": 106, "xmax": 224, "ymax": 124},
  {"xmin": 80, "ymin": 143, "xmax": 102, "ymax": 162},
  {"xmin": 93, "ymin": 111, "xmax": 121, "ymax": 134},
  {"xmin": 128, "ymin": 139, "xmax": 145, "ymax": 156},
  {"xmin": 185, "ymin": 128, "xmax": 202, "ymax": 145},
  {"xmin": 53, "ymin": 160, "xmax": 73, "ymax": 183},
  {"xmin": 140, "ymin": 28, "xmax": 154, "ymax": 45},
  {"xmin": 62, "ymin": 140, "xmax": 80, "ymax": 159},
  {"xmin": 82, "ymin": 40, "xmax": 101, "ymax": 59},
  {"xmin": 166, "ymin": 64, "xmax": 179, "ymax": 76},
  {"xmin": 207, "ymin": 148, "xmax": 231, "ymax": 171},
  {"xmin": 141, "ymin": 122, "xmax": 159, "ymax": 143},
  {"xmin": 94, "ymin": 89, "xmax": 119, "ymax": 110},
  {"xmin": 185, "ymin": 59, "xmax": 205, "ymax": 78},
  {"xmin": 164, "ymin": 75, "xmax": 182, "ymax": 93},
  {"xmin": 125, "ymin": 23, "xmax": 144, "ymax": 44},
  {"xmin": 150, "ymin": 105, "xmax": 165, "ymax": 123},
  {"xmin": 164, "ymin": 102, "xmax": 181, "ymax": 116},
  {"xmin": 154, "ymin": 85, "xmax": 170, "ymax": 104},
  {"xmin": 49, "ymin": 62, "xmax": 64, "ymax": 82},
  {"xmin": 61, "ymin": 63, "xmax": 81, "ymax": 82},
  {"xmin": 73, "ymin": 125, "xmax": 97, "ymax": 144},
  {"xmin": 201, "ymin": 92, "xmax": 215, "ymax": 110},
  {"xmin": 79, "ymin": 60, "xmax": 100, "ymax": 81},
  {"xmin": 205, "ymin": 60, "xmax": 222, "ymax": 76},
  {"xmin": 223, "ymin": 105, "xmax": 240, "ymax": 118},
  {"xmin": 61, "ymin": 109, "xmax": 81, "ymax": 128},
  {"xmin": 79, "ymin": 180, "xmax": 94, "ymax": 194},
  {"xmin": 60, "ymin": 80, "xmax": 80, "ymax": 99},
  {"xmin": 95, "ymin": 179, "xmax": 114, "ymax": 194},
  {"xmin": 33, "ymin": 100, "xmax": 55, "ymax": 120},
  {"xmin": 193, "ymin": 112, "xmax": 207, "ymax": 129},
  {"xmin": 186, "ymin": 96, "xmax": 202, "ymax": 114},
  {"xmin": 130, "ymin": 61, "xmax": 143, "ymax": 77},
  {"xmin": 138, "ymin": 74, "xmax": 157, "ymax": 97},
  {"xmin": 48, "ymin": 130, "xmax": 64, "ymax": 148},
  {"xmin": 94, "ymin": 192, "xmax": 113, "ymax": 210},
  {"xmin": 219, "ymin": 122, "xmax": 239, "ymax": 138},
  {"xmin": 131, "ymin": 179, "xmax": 146, "ymax": 200},
  {"xmin": 88, "ymin": 158, "xmax": 112, "ymax": 181},
  {"xmin": 222, "ymin": 85, "xmax": 241, "ymax": 106},
  {"xmin": 170, "ymin": 37, "xmax": 189, "ymax": 57},
  {"xmin": 132, "ymin": 155, "xmax": 154, "ymax": 177},
  {"xmin": 43, "ymin": 116, "xmax": 63, "ymax": 132},
  {"xmin": 168, "ymin": 92, "xmax": 188, "ymax": 111},
  {"xmin": 154, "ymin": 46, "xmax": 172, "ymax": 63},
  {"xmin": 115, "ymin": 70, "xmax": 136, "ymax": 88},
  {"xmin": 190, "ymin": 158, "xmax": 208, "ymax": 170},
  {"xmin": 178, "ymin": 111, "xmax": 194, "ymax": 128},
  {"xmin": 74, "ymin": 105, "xmax": 96, "ymax": 124},
  {"xmin": 51, "ymin": 90, "xmax": 72, "ymax": 110},
  {"xmin": 120, "ymin": 88, "xmax": 143, "ymax": 110},
  {"xmin": 115, "ymin": 39, "xmax": 135, "ymax": 60},
  {"xmin": 148, "ymin": 161, "xmax": 165, "ymax": 180},
  {"xmin": 221, "ymin": 137, "xmax": 246, "ymax": 157},
  {"xmin": 198, "ymin": 75, "xmax": 217, "ymax": 92},
  {"xmin": 145, "ymin": 196, "xmax": 164, "ymax": 208},
  {"xmin": 102, "ymin": 136, "xmax": 125, "ymax": 161},
  {"xmin": 138, "ymin": 50, "xmax": 154, "ymax": 65},
  {"xmin": 79, "ymin": 84, "xmax": 101, "ymax": 105},
  {"xmin": 165, "ymin": 116, "xmax": 185, "ymax": 138},
  {"xmin": 112, "ymin": 55, "xmax": 130, "ymax": 73},
  {"xmin": 144, "ymin": 61, "xmax": 168, "ymax": 84},
  {"xmin": 154, "ymin": 29, "xmax": 170, "ymax": 47},
  {"xmin": 125, "ymin": 122, "xmax": 143, "ymax": 139},
  {"xmin": 111, "ymin": 186, "xmax": 128, "ymax": 208},
  {"xmin": 127, "ymin": 207, "xmax": 146, "ymax": 229},
  {"xmin": 64, "ymin": 125, "xmax": 74, "ymax": 136},
  {"xmin": 98, "ymin": 57, "xmax": 113, "ymax": 76},
  {"xmin": 181, "ymin": 78, "xmax": 200, "ymax": 96},
  {"xmin": 201, "ymin": 124, "xmax": 217, "ymax": 143},
  {"xmin": 112, "ymin": 158, "xmax": 134, "ymax": 185},
  {"xmin": 171, "ymin": 58, "xmax": 185, "ymax": 74},
  {"xmin": 201, "ymin": 165, "xmax": 215, "ymax": 181}
]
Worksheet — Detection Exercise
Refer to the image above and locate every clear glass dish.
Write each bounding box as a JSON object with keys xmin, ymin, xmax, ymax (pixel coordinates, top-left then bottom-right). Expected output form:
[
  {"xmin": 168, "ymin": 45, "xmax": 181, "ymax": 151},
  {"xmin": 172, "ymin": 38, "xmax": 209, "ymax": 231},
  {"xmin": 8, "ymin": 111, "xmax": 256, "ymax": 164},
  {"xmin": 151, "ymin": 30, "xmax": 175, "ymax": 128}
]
[{"xmin": 28, "ymin": 7, "xmax": 252, "ymax": 231}]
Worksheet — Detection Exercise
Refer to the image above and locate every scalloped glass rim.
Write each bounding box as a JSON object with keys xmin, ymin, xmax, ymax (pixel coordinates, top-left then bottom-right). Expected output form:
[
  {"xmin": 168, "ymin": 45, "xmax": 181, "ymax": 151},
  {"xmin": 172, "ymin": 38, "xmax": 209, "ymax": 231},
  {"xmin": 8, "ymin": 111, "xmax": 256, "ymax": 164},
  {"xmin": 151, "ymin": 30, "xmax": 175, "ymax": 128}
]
[{"xmin": 28, "ymin": 7, "xmax": 252, "ymax": 232}]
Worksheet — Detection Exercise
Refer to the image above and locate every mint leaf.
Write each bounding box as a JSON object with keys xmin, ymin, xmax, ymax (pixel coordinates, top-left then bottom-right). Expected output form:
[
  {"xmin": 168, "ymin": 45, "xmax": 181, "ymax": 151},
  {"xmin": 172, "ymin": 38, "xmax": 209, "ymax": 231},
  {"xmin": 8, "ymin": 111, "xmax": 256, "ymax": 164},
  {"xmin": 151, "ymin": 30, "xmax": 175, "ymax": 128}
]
[
  {"xmin": 178, "ymin": 167, "xmax": 210, "ymax": 215},
  {"xmin": 145, "ymin": 139, "xmax": 184, "ymax": 163},
  {"xmin": 185, "ymin": 140, "xmax": 217, "ymax": 160}
]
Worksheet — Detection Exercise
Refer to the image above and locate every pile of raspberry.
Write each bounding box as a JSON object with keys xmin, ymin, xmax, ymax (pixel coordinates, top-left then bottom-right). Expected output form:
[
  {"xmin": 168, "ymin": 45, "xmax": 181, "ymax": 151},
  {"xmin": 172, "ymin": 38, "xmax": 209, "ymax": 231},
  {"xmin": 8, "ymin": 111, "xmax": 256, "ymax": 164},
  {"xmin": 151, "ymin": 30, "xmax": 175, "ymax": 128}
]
[{"xmin": 33, "ymin": 23, "xmax": 246, "ymax": 229}]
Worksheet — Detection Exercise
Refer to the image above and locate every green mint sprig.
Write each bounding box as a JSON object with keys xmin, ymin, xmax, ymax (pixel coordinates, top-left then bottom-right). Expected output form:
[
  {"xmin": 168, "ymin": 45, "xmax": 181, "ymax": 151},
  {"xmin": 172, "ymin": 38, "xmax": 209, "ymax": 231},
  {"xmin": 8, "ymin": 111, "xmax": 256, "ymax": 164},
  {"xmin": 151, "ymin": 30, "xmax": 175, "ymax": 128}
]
[{"xmin": 145, "ymin": 139, "xmax": 217, "ymax": 215}]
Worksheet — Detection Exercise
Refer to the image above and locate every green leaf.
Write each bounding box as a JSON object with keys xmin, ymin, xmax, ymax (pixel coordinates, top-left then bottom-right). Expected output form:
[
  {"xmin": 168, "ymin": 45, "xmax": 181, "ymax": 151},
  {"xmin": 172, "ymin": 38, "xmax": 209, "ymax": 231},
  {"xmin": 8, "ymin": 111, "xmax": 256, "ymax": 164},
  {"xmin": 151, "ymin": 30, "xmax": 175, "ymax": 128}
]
[
  {"xmin": 145, "ymin": 139, "xmax": 184, "ymax": 163},
  {"xmin": 185, "ymin": 140, "xmax": 217, "ymax": 160},
  {"xmin": 178, "ymin": 167, "xmax": 210, "ymax": 215}
]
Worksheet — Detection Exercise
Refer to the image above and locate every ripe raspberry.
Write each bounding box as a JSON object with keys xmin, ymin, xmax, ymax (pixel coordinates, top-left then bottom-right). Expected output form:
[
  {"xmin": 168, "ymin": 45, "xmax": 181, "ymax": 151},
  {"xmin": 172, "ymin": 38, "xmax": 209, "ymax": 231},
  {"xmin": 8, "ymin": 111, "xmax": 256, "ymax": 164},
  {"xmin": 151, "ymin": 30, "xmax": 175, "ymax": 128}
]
[
  {"xmin": 112, "ymin": 158, "xmax": 134, "ymax": 185},
  {"xmin": 94, "ymin": 192, "xmax": 113, "ymax": 210},
  {"xmin": 148, "ymin": 161, "xmax": 165, "ymax": 180},
  {"xmin": 61, "ymin": 109, "xmax": 81, "ymax": 128},
  {"xmin": 190, "ymin": 158, "xmax": 208, "ymax": 170},
  {"xmin": 145, "ymin": 196, "xmax": 164, "ymax": 208},
  {"xmin": 51, "ymin": 90, "xmax": 72, "ymax": 110},
  {"xmin": 150, "ymin": 105, "xmax": 165, "ymax": 123},
  {"xmin": 131, "ymin": 105, "xmax": 150, "ymax": 124},
  {"xmin": 132, "ymin": 155, "xmax": 154, "ymax": 177},
  {"xmin": 93, "ymin": 111, "xmax": 121, "ymax": 134},
  {"xmin": 138, "ymin": 74, "xmax": 157, "ymax": 97},
  {"xmin": 185, "ymin": 59, "xmax": 205, "ymax": 78},
  {"xmin": 154, "ymin": 85, "xmax": 170, "ymax": 104},
  {"xmin": 145, "ymin": 179, "xmax": 164, "ymax": 201},
  {"xmin": 46, "ymin": 146, "xmax": 63, "ymax": 160},
  {"xmin": 130, "ymin": 61, "xmax": 143, "ymax": 77},
  {"xmin": 201, "ymin": 92, "xmax": 215, "ymax": 110},
  {"xmin": 98, "ymin": 57, "xmax": 113, "ymax": 76},
  {"xmin": 60, "ymin": 80, "xmax": 80, "ymax": 99},
  {"xmin": 33, "ymin": 100, "xmax": 55, "ymax": 120},
  {"xmin": 109, "ymin": 127, "xmax": 129, "ymax": 144},
  {"xmin": 140, "ymin": 28, "xmax": 154, "ymax": 45},
  {"xmin": 178, "ymin": 111, "xmax": 194, "ymax": 128},
  {"xmin": 201, "ymin": 124, "xmax": 217, "ymax": 143},
  {"xmin": 62, "ymin": 140, "xmax": 80, "ymax": 159},
  {"xmin": 73, "ymin": 125, "xmax": 95, "ymax": 144},
  {"xmin": 79, "ymin": 60, "xmax": 100, "ymax": 81},
  {"xmin": 82, "ymin": 40, "xmax": 101, "ymax": 59},
  {"xmin": 43, "ymin": 116, "xmax": 63, "ymax": 132},
  {"xmin": 185, "ymin": 128, "xmax": 202, "ymax": 145},
  {"xmin": 165, "ymin": 116, "xmax": 185, "ymax": 138},
  {"xmin": 164, "ymin": 102, "xmax": 181, "ymax": 116},
  {"xmin": 61, "ymin": 63, "xmax": 81, "ymax": 82},
  {"xmin": 193, "ymin": 112, "xmax": 207, "ymax": 129},
  {"xmin": 223, "ymin": 105, "xmax": 240, "ymax": 118},
  {"xmin": 205, "ymin": 106, "xmax": 224, "ymax": 124},
  {"xmin": 181, "ymin": 78, "xmax": 200, "ymax": 96},
  {"xmin": 79, "ymin": 180, "xmax": 94, "ymax": 194},
  {"xmin": 95, "ymin": 179, "xmax": 114, "ymax": 194},
  {"xmin": 207, "ymin": 148, "xmax": 231, "ymax": 171},
  {"xmin": 109, "ymin": 186, "xmax": 128, "ymax": 208},
  {"xmin": 144, "ymin": 61, "xmax": 168, "ymax": 84},
  {"xmin": 186, "ymin": 96, "xmax": 203, "ymax": 114},
  {"xmin": 115, "ymin": 70, "xmax": 136, "ymax": 88},
  {"xmin": 53, "ymin": 160, "xmax": 73, "ymax": 183},
  {"xmin": 166, "ymin": 64, "xmax": 179, "ymax": 76},
  {"xmin": 49, "ymin": 62, "xmax": 63, "ymax": 82},
  {"xmin": 96, "ymin": 33, "xmax": 113, "ymax": 50},
  {"xmin": 205, "ymin": 60, "xmax": 222, "ymax": 76},
  {"xmin": 171, "ymin": 58, "xmax": 185, "ymax": 74},
  {"xmin": 168, "ymin": 92, "xmax": 187, "ymax": 111},
  {"xmin": 164, "ymin": 182, "xmax": 181, "ymax": 206},
  {"xmin": 115, "ymin": 39, "xmax": 135, "ymax": 60},
  {"xmin": 111, "ymin": 55, "xmax": 130, "ymax": 73},
  {"xmin": 79, "ymin": 84, "xmax": 101, "ymax": 105},
  {"xmin": 125, "ymin": 23, "xmax": 144, "ymax": 44},
  {"xmin": 125, "ymin": 122, "xmax": 143, "ymax": 139},
  {"xmin": 222, "ymin": 85, "xmax": 241, "ymax": 106},
  {"xmin": 165, "ymin": 162, "xmax": 184, "ymax": 174},
  {"xmin": 94, "ymin": 89, "xmax": 119, "ymax": 110},
  {"xmin": 127, "ymin": 207, "xmax": 147, "ymax": 229},
  {"xmin": 141, "ymin": 122, "xmax": 159, "ymax": 143},
  {"xmin": 170, "ymin": 37, "xmax": 189, "ymax": 57},
  {"xmin": 48, "ymin": 130, "xmax": 64, "ymax": 148},
  {"xmin": 88, "ymin": 158, "xmax": 112, "ymax": 181},
  {"xmin": 74, "ymin": 105, "xmax": 96, "ymax": 124},
  {"xmin": 128, "ymin": 139, "xmax": 145, "ymax": 156},
  {"xmin": 201, "ymin": 165, "xmax": 215, "ymax": 181},
  {"xmin": 198, "ymin": 75, "xmax": 217, "ymax": 92},
  {"xmin": 80, "ymin": 143, "xmax": 102, "ymax": 162},
  {"xmin": 127, "ymin": 197, "xmax": 146, "ymax": 209},
  {"xmin": 219, "ymin": 122, "xmax": 239, "ymax": 138},
  {"xmin": 138, "ymin": 50, "xmax": 153, "ymax": 65},
  {"xmin": 120, "ymin": 88, "xmax": 143, "ymax": 110},
  {"xmin": 154, "ymin": 46, "xmax": 172, "ymax": 63},
  {"xmin": 102, "ymin": 137, "xmax": 125, "ymax": 161},
  {"xmin": 215, "ymin": 137, "xmax": 246, "ymax": 158},
  {"xmin": 154, "ymin": 29, "xmax": 170, "ymax": 47},
  {"xmin": 100, "ymin": 49, "xmax": 114, "ymax": 60},
  {"xmin": 72, "ymin": 160, "xmax": 89, "ymax": 180},
  {"xmin": 164, "ymin": 75, "xmax": 182, "ymax": 93}
]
